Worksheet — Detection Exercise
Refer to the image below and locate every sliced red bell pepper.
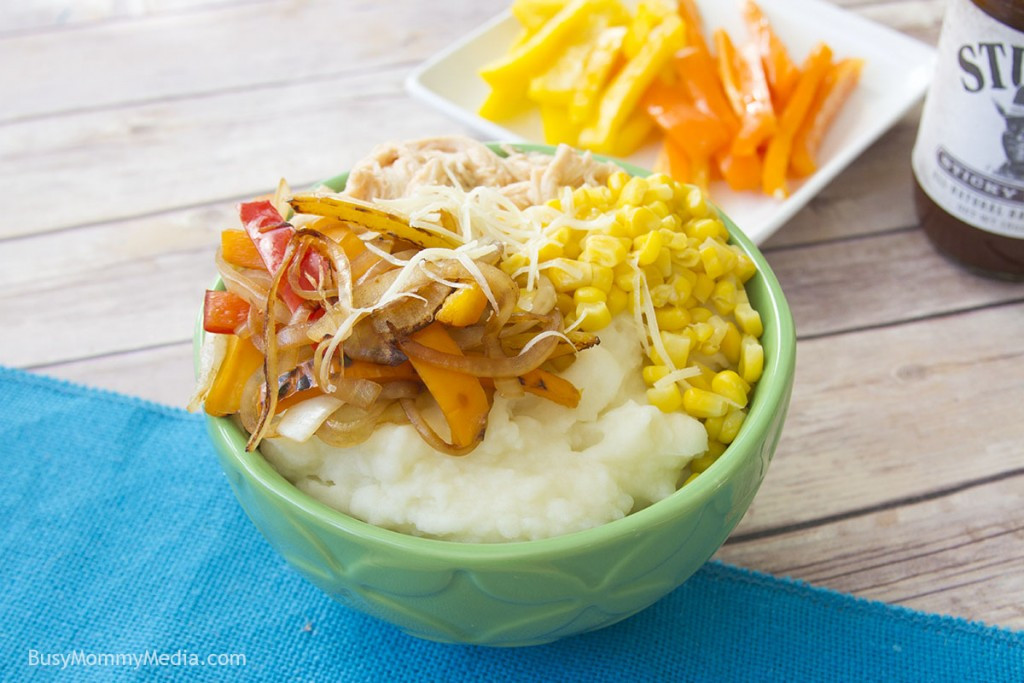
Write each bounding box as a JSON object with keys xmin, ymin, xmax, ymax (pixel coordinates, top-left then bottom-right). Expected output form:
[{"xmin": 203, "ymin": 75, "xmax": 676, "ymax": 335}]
[
  {"xmin": 239, "ymin": 200, "xmax": 327, "ymax": 312},
  {"xmin": 203, "ymin": 289, "xmax": 251, "ymax": 334}
]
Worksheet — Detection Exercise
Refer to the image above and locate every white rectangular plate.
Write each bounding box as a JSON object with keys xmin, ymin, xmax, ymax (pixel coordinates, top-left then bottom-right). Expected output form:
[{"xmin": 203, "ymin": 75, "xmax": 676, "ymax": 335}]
[{"xmin": 406, "ymin": 0, "xmax": 936, "ymax": 244}]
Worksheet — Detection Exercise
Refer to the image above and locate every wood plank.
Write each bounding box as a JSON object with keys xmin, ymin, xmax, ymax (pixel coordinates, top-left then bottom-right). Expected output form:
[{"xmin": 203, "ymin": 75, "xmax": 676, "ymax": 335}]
[
  {"xmin": 28, "ymin": 342, "xmax": 197, "ymax": 409},
  {"xmin": 717, "ymin": 475, "xmax": 1024, "ymax": 628},
  {"xmin": 0, "ymin": 0, "xmax": 259, "ymax": 36},
  {"xmin": 0, "ymin": 65, "xmax": 470, "ymax": 240},
  {"xmin": 731, "ymin": 301, "xmax": 1024, "ymax": 535},
  {"xmin": 768, "ymin": 228, "xmax": 1024, "ymax": 339},
  {"xmin": 0, "ymin": 0, "xmax": 506, "ymax": 122}
]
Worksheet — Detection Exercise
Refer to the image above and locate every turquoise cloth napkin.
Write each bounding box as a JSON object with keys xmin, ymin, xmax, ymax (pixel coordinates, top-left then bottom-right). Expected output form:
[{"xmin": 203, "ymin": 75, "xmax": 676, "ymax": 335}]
[{"xmin": 1, "ymin": 366, "xmax": 1021, "ymax": 681}]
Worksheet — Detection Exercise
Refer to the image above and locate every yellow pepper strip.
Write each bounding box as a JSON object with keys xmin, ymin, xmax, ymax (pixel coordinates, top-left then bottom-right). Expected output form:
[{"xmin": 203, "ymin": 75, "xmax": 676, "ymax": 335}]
[
  {"xmin": 288, "ymin": 194, "xmax": 460, "ymax": 250},
  {"xmin": 577, "ymin": 13, "xmax": 685, "ymax": 153},
  {"xmin": 528, "ymin": 14, "xmax": 611, "ymax": 107},
  {"xmin": 568, "ymin": 25, "xmax": 627, "ymax": 127},
  {"xmin": 479, "ymin": 0, "xmax": 596, "ymax": 94},
  {"xmin": 402, "ymin": 323, "xmax": 490, "ymax": 450},
  {"xmin": 204, "ymin": 335, "xmax": 264, "ymax": 417},
  {"xmin": 435, "ymin": 284, "xmax": 489, "ymax": 327},
  {"xmin": 761, "ymin": 42, "xmax": 833, "ymax": 198},
  {"xmin": 511, "ymin": 0, "xmax": 566, "ymax": 33},
  {"xmin": 518, "ymin": 368, "xmax": 581, "ymax": 408}
]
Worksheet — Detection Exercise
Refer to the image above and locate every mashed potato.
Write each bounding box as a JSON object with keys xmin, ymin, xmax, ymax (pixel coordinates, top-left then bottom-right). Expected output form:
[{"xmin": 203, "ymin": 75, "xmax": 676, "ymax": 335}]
[{"xmin": 260, "ymin": 315, "xmax": 706, "ymax": 543}]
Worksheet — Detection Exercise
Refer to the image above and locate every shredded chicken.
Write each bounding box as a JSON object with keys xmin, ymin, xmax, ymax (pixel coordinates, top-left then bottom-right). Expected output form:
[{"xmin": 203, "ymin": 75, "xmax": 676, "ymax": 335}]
[{"xmin": 343, "ymin": 136, "xmax": 618, "ymax": 209}]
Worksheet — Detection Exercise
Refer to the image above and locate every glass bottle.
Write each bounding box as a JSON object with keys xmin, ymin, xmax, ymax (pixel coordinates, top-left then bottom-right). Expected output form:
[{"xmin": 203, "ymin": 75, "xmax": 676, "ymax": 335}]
[{"xmin": 911, "ymin": 0, "xmax": 1024, "ymax": 280}]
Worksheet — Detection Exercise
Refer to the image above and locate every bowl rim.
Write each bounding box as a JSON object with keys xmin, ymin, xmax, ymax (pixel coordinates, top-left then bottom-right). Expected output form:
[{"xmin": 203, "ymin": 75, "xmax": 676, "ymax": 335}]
[{"xmin": 201, "ymin": 142, "xmax": 796, "ymax": 559}]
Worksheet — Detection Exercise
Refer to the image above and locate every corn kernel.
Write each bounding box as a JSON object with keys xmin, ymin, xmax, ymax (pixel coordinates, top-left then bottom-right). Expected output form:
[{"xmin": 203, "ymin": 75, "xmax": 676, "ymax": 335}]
[
  {"xmin": 613, "ymin": 262, "xmax": 637, "ymax": 292},
  {"xmin": 660, "ymin": 214, "xmax": 682, "ymax": 232},
  {"xmin": 683, "ymin": 186, "xmax": 708, "ymax": 216},
  {"xmin": 739, "ymin": 334, "xmax": 764, "ymax": 384},
  {"xmin": 642, "ymin": 364, "xmax": 671, "ymax": 385},
  {"xmin": 555, "ymin": 292, "xmax": 575, "ymax": 316},
  {"xmin": 699, "ymin": 237, "xmax": 737, "ymax": 279},
  {"xmin": 607, "ymin": 286, "xmax": 629, "ymax": 315},
  {"xmin": 672, "ymin": 272, "xmax": 694, "ymax": 301},
  {"xmin": 683, "ymin": 472, "xmax": 700, "ymax": 485},
  {"xmin": 711, "ymin": 277, "xmax": 737, "ymax": 315},
  {"xmin": 691, "ymin": 321, "xmax": 714, "ymax": 343},
  {"xmin": 712, "ymin": 370, "xmax": 750, "ymax": 408},
  {"xmin": 720, "ymin": 322, "xmax": 742, "ymax": 365},
  {"xmin": 692, "ymin": 273, "xmax": 714, "ymax": 303},
  {"xmin": 624, "ymin": 206, "xmax": 661, "ymax": 238},
  {"xmin": 546, "ymin": 259, "xmax": 592, "ymax": 291},
  {"xmin": 704, "ymin": 415, "xmax": 724, "ymax": 442},
  {"xmin": 683, "ymin": 387, "xmax": 729, "ymax": 418},
  {"xmin": 686, "ymin": 362, "xmax": 715, "ymax": 391},
  {"xmin": 654, "ymin": 306, "xmax": 690, "ymax": 331},
  {"xmin": 500, "ymin": 252, "xmax": 528, "ymax": 277},
  {"xmin": 650, "ymin": 283, "xmax": 675, "ymax": 307},
  {"xmin": 659, "ymin": 330, "xmax": 691, "ymax": 367},
  {"xmin": 573, "ymin": 286, "xmax": 606, "ymax": 304},
  {"xmin": 733, "ymin": 250, "xmax": 757, "ymax": 282},
  {"xmin": 690, "ymin": 451, "xmax": 717, "ymax": 473},
  {"xmin": 536, "ymin": 239, "xmax": 563, "ymax": 261},
  {"xmin": 719, "ymin": 409, "xmax": 747, "ymax": 444},
  {"xmin": 689, "ymin": 306, "xmax": 713, "ymax": 323},
  {"xmin": 575, "ymin": 301, "xmax": 612, "ymax": 331},
  {"xmin": 647, "ymin": 383, "xmax": 684, "ymax": 412},
  {"xmin": 655, "ymin": 246, "xmax": 673, "ymax": 277},
  {"xmin": 607, "ymin": 170, "xmax": 630, "ymax": 193},
  {"xmin": 633, "ymin": 229, "xmax": 663, "ymax": 266},
  {"xmin": 617, "ymin": 176, "xmax": 650, "ymax": 207},
  {"xmin": 689, "ymin": 217, "xmax": 726, "ymax": 241},
  {"xmin": 591, "ymin": 264, "xmax": 614, "ymax": 293},
  {"xmin": 645, "ymin": 177, "xmax": 675, "ymax": 201},
  {"xmin": 581, "ymin": 234, "xmax": 628, "ymax": 268},
  {"xmin": 707, "ymin": 440, "xmax": 728, "ymax": 459},
  {"xmin": 642, "ymin": 264, "xmax": 664, "ymax": 286},
  {"xmin": 647, "ymin": 199, "xmax": 670, "ymax": 218},
  {"xmin": 735, "ymin": 302, "xmax": 763, "ymax": 337}
]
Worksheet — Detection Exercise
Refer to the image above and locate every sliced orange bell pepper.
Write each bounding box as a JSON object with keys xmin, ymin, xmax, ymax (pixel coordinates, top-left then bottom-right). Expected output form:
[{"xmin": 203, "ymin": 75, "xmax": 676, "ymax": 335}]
[
  {"xmin": 790, "ymin": 57, "xmax": 864, "ymax": 177},
  {"xmin": 655, "ymin": 135, "xmax": 693, "ymax": 185},
  {"xmin": 715, "ymin": 29, "xmax": 777, "ymax": 157},
  {"xmin": 715, "ymin": 148, "xmax": 762, "ymax": 192},
  {"xmin": 672, "ymin": 47, "xmax": 739, "ymax": 138},
  {"xmin": 743, "ymin": 0, "xmax": 800, "ymax": 110},
  {"xmin": 762, "ymin": 42, "xmax": 833, "ymax": 198},
  {"xmin": 220, "ymin": 229, "xmax": 265, "ymax": 270},
  {"xmin": 642, "ymin": 80, "xmax": 731, "ymax": 161},
  {"xmin": 676, "ymin": 0, "xmax": 710, "ymax": 57},
  {"xmin": 205, "ymin": 335, "xmax": 264, "ymax": 417},
  {"xmin": 344, "ymin": 360, "xmax": 419, "ymax": 383},
  {"xmin": 403, "ymin": 323, "xmax": 490, "ymax": 449},
  {"xmin": 518, "ymin": 368, "xmax": 580, "ymax": 408}
]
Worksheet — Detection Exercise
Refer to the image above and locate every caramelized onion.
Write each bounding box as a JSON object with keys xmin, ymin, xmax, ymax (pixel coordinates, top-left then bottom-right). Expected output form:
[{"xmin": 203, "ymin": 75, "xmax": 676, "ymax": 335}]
[
  {"xmin": 399, "ymin": 310, "xmax": 562, "ymax": 378},
  {"xmin": 400, "ymin": 398, "xmax": 479, "ymax": 456}
]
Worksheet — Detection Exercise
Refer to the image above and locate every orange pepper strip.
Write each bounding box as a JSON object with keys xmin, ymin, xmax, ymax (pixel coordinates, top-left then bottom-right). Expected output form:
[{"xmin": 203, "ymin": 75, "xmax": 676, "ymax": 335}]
[
  {"xmin": 518, "ymin": 368, "xmax": 580, "ymax": 408},
  {"xmin": 654, "ymin": 136, "xmax": 693, "ymax": 184},
  {"xmin": 715, "ymin": 30, "xmax": 777, "ymax": 157},
  {"xmin": 715, "ymin": 147, "xmax": 762, "ymax": 192},
  {"xmin": 642, "ymin": 80, "xmax": 731, "ymax": 161},
  {"xmin": 344, "ymin": 360, "xmax": 419, "ymax": 383},
  {"xmin": 677, "ymin": 0, "xmax": 710, "ymax": 57},
  {"xmin": 672, "ymin": 48, "xmax": 739, "ymax": 138},
  {"xmin": 790, "ymin": 57, "xmax": 864, "ymax": 177},
  {"xmin": 205, "ymin": 335, "xmax": 264, "ymax": 417},
  {"xmin": 743, "ymin": 0, "xmax": 800, "ymax": 110},
  {"xmin": 402, "ymin": 323, "xmax": 490, "ymax": 449},
  {"xmin": 220, "ymin": 229, "xmax": 266, "ymax": 270},
  {"xmin": 762, "ymin": 42, "xmax": 833, "ymax": 198}
]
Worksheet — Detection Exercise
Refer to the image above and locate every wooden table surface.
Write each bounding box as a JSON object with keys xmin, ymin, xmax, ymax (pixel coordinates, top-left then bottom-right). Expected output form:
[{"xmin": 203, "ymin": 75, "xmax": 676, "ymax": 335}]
[{"xmin": 3, "ymin": 0, "xmax": 1022, "ymax": 630}]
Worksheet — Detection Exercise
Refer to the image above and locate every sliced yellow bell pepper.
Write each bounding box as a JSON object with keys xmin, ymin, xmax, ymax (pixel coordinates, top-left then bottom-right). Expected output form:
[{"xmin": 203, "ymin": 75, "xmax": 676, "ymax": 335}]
[
  {"xmin": 568, "ymin": 25, "xmax": 627, "ymax": 126},
  {"xmin": 577, "ymin": 13, "xmax": 685, "ymax": 154}
]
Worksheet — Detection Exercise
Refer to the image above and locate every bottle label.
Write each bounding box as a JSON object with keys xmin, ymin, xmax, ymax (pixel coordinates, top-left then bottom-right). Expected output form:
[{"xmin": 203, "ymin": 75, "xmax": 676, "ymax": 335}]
[{"xmin": 912, "ymin": 0, "xmax": 1024, "ymax": 239}]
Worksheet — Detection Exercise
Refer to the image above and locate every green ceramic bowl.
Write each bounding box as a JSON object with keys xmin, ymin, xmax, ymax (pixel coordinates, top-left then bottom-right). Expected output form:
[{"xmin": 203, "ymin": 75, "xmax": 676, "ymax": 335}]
[{"xmin": 201, "ymin": 144, "xmax": 796, "ymax": 647}]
